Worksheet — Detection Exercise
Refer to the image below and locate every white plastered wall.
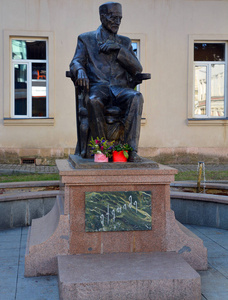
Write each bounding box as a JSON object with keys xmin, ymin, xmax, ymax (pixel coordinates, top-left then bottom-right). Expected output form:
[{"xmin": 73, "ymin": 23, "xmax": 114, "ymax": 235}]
[{"xmin": 0, "ymin": 0, "xmax": 228, "ymax": 160}]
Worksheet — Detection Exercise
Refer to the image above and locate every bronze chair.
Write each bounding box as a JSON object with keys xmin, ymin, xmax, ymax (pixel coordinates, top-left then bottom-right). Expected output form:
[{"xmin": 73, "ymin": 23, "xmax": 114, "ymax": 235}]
[{"xmin": 66, "ymin": 70, "xmax": 150, "ymax": 158}]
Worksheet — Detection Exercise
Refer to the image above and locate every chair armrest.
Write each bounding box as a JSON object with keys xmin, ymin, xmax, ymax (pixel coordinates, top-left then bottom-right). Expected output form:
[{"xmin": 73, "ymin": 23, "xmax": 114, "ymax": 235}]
[
  {"xmin": 129, "ymin": 73, "xmax": 151, "ymax": 89},
  {"xmin": 66, "ymin": 70, "xmax": 151, "ymax": 87},
  {"xmin": 66, "ymin": 70, "xmax": 76, "ymax": 84},
  {"xmin": 66, "ymin": 70, "xmax": 72, "ymax": 78},
  {"xmin": 134, "ymin": 73, "xmax": 151, "ymax": 81}
]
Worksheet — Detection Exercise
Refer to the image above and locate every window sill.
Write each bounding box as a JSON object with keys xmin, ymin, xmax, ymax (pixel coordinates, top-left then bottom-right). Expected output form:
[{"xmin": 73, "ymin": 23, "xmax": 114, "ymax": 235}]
[
  {"xmin": 188, "ymin": 118, "xmax": 228, "ymax": 126},
  {"xmin": 4, "ymin": 118, "xmax": 55, "ymax": 126}
]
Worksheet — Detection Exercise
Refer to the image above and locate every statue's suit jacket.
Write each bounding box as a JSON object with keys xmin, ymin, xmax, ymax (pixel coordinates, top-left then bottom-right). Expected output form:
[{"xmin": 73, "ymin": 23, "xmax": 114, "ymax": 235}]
[{"xmin": 70, "ymin": 25, "xmax": 143, "ymax": 90}]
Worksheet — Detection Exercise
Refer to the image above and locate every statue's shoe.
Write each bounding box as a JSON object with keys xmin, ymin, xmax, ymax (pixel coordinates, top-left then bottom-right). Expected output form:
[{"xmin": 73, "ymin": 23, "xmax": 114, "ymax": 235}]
[{"xmin": 128, "ymin": 151, "xmax": 143, "ymax": 162}]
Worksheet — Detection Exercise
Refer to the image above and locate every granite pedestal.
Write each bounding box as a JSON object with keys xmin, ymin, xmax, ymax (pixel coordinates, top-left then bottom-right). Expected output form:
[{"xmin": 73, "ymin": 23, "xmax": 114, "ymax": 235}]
[{"xmin": 25, "ymin": 156, "xmax": 207, "ymax": 299}]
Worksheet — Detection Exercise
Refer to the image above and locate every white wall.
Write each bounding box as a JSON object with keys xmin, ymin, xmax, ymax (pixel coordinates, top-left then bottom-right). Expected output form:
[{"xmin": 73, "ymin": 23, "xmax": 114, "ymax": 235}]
[{"xmin": 0, "ymin": 0, "xmax": 228, "ymax": 161}]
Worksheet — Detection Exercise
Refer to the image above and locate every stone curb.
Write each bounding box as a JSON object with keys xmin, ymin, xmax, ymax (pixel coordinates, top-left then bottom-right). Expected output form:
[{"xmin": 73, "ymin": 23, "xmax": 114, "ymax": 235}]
[
  {"xmin": 0, "ymin": 190, "xmax": 61, "ymax": 202},
  {"xmin": 171, "ymin": 190, "xmax": 228, "ymax": 205},
  {"xmin": 171, "ymin": 181, "xmax": 228, "ymax": 190},
  {"xmin": 0, "ymin": 180, "xmax": 60, "ymax": 189}
]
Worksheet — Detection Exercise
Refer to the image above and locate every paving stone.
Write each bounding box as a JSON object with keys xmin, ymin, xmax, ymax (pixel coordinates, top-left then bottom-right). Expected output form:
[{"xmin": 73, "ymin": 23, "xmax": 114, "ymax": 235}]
[
  {"xmin": 203, "ymin": 240, "xmax": 228, "ymax": 258},
  {"xmin": 0, "ymin": 230, "xmax": 21, "ymax": 242},
  {"xmin": 206, "ymin": 234, "xmax": 228, "ymax": 249},
  {"xmin": 0, "ymin": 223, "xmax": 228, "ymax": 300},
  {"xmin": 21, "ymin": 232, "xmax": 28, "ymax": 243},
  {"xmin": 192, "ymin": 225, "xmax": 228, "ymax": 236},
  {"xmin": 208, "ymin": 257, "xmax": 228, "ymax": 278},
  {"xmin": 0, "ymin": 251, "xmax": 20, "ymax": 266},
  {"xmin": 16, "ymin": 276, "xmax": 59, "ymax": 300},
  {"xmin": 0, "ymin": 227, "xmax": 22, "ymax": 236},
  {"xmin": 0, "ymin": 239, "xmax": 21, "ymax": 251},
  {"xmin": 22, "ymin": 227, "xmax": 29, "ymax": 235},
  {"xmin": 199, "ymin": 267, "xmax": 228, "ymax": 300},
  {"xmin": 0, "ymin": 265, "xmax": 18, "ymax": 300},
  {"xmin": 0, "ymin": 286, "xmax": 16, "ymax": 300}
]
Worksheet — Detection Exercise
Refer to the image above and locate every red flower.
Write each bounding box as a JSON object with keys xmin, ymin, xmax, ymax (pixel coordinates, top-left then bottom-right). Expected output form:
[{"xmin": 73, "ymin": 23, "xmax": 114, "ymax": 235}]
[
  {"xmin": 101, "ymin": 146, "xmax": 104, "ymax": 151},
  {"xmin": 95, "ymin": 139, "xmax": 99, "ymax": 144}
]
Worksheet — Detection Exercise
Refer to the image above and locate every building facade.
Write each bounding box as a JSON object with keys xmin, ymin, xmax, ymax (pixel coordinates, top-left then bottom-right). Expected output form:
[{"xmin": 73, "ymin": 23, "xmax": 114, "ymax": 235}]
[{"xmin": 1, "ymin": 0, "xmax": 228, "ymax": 164}]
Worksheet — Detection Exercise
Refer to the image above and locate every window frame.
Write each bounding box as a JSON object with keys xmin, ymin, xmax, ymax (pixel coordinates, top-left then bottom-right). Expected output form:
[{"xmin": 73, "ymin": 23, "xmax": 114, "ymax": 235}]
[
  {"xmin": 3, "ymin": 30, "xmax": 54, "ymax": 126},
  {"xmin": 193, "ymin": 43, "xmax": 226, "ymax": 119},
  {"xmin": 11, "ymin": 38, "xmax": 49, "ymax": 119},
  {"xmin": 188, "ymin": 35, "xmax": 228, "ymax": 125}
]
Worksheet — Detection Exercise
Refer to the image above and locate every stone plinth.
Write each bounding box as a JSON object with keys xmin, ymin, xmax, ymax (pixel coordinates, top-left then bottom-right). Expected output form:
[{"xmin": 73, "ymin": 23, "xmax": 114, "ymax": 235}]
[
  {"xmin": 58, "ymin": 252, "xmax": 201, "ymax": 300},
  {"xmin": 60, "ymin": 158, "xmax": 175, "ymax": 255},
  {"xmin": 25, "ymin": 157, "xmax": 207, "ymax": 278}
]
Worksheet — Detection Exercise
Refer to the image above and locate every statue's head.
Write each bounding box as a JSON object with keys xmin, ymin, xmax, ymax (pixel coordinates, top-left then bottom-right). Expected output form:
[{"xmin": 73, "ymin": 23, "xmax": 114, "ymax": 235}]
[{"xmin": 99, "ymin": 2, "xmax": 122, "ymax": 34}]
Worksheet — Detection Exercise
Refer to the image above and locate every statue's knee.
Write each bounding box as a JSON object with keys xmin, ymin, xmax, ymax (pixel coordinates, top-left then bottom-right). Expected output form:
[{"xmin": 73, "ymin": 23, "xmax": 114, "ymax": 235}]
[
  {"xmin": 88, "ymin": 97, "xmax": 103, "ymax": 108},
  {"xmin": 133, "ymin": 92, "xmax": 144, "ymax": 105}
]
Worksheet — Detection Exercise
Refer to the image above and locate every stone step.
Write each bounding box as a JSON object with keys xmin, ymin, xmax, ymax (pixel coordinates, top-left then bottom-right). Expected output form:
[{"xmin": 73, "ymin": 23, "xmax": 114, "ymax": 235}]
[{"xmin": 58, "ymin": 252, "xmax": 201, "ymax": 300}]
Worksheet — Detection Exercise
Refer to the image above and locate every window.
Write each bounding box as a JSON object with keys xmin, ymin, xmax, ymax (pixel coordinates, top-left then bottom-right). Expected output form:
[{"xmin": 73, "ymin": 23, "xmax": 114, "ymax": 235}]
[
  {"xmin": 130, "ymin": 37, "xmax": 146, "ymax": 124},
  {"xmin": 131, "ymin": 40, "xmax": 140, "ymax": 60},
  {"xmin": 11, "ymin": 39, "xmax": 48, "ymax": 118},
  {"xmin": 193, "ymin": 43, "xmax": 226, "ymax": 118},
  {"xmin": 131, "ymin": 40, "xmax": 140, "ymax": 92}
]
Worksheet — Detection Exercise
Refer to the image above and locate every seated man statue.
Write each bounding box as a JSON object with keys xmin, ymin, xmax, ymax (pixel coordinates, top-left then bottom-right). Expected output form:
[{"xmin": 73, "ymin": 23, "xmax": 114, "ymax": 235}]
[{"xmin": 70, "ymin": 1, "xmax": 144, "ymax": 162}]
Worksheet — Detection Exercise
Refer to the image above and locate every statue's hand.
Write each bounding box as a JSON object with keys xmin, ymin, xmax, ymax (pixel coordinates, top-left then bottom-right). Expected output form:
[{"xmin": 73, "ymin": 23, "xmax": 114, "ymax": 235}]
[
  {"xmin": 99, "ymin": 41, "xmax": 120, "ymax": 54},
  {"xmin": 76, "ymin": 69, "xmax": 89, "ymax": 91}
]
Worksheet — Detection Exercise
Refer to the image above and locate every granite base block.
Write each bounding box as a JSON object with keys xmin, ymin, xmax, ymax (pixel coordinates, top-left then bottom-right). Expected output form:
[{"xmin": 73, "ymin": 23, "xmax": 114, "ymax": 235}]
[
  {"xmin": 58, "ymin": 252, "xmax": 201, "ymax": 300},
  {"xmin": 25, "ymin": 195, "xmax": 69, "ymax": 277},
  {"xmin": 166, "ymin": 210, "xmax": 208, "ymax": 271}
]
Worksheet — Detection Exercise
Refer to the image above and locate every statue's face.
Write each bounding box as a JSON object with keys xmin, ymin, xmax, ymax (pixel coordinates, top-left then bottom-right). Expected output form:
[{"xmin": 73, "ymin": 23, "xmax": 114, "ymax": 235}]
[{"xmin": 101, "ymin": 6, "xmax": 122, "ymax": 34}]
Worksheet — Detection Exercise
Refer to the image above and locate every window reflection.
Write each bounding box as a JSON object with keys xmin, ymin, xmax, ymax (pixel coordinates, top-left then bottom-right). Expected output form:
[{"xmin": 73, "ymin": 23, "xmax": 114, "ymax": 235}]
[
  {"xmin": 194, "ymin": 66, "xmax": 207, "ymax": 116},
  {"xmin": 132, "ymin": 42, "xmax": 138, "ymax": 57},
  {"xmin": 12, "ymin": 40, "xmax": 46, "ymax": 60},
  {"xmin": 194, "ymin": 43, "xmax": 225, "ymax": 62},
  {"xmin": 32, "ymin": 94, "xmax": 46, "ymax": 117},
  {"xmin": 32, "ymin": 63, "xmax": 46, "ymax": 117},
  {"xmin": 211, "ymin": 64, "xmax": 224, "ymax": 117},
  {"xmin": 131, "ymin": 41, "xmax": 140, "ymax": 91},
  {"xmin": 32, "ymin": 63, "xmax": 46, "ymax": 80},
  {"xmin": 14, "ymin": 64, "xmax": 27, "ymax": 115}
]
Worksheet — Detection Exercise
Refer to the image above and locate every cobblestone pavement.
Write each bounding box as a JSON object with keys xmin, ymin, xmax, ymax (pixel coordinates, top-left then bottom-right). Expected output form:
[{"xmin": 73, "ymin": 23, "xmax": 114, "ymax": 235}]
[
  {"xmin": 169, "ymin": 164, "xmax": 228, "ymax": 172},
  {"xmin": 0, "ymin": 162, "xmax": 228, "ymax": 174},
  {"xmin": 0, "ymin": 163, "xmax": 58, "ymax": 174}
]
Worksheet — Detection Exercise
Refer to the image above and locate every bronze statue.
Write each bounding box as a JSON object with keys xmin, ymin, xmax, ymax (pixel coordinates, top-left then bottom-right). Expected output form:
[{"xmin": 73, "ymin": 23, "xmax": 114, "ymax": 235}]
[{"xmin": 69, "ymin": 2, "xmax": 149, "ymax": 162}]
